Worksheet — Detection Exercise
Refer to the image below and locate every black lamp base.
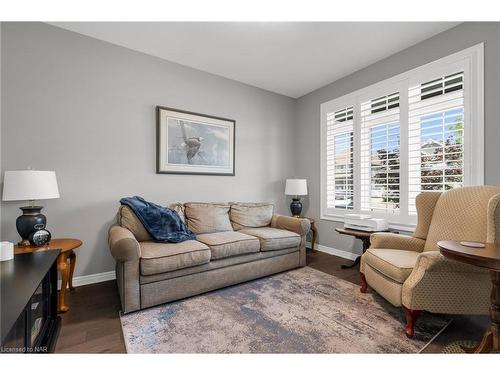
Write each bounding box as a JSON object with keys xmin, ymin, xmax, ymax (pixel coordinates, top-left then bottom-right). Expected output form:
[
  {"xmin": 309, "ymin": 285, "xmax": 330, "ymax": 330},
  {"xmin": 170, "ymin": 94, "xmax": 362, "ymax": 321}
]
[
  {"xmin": 290, "ymin": 198, "xmax": 303, "ymax": 217},
  {"xmin": 16, "ymin": 206, "xmax": 46, "ymax": 247}
]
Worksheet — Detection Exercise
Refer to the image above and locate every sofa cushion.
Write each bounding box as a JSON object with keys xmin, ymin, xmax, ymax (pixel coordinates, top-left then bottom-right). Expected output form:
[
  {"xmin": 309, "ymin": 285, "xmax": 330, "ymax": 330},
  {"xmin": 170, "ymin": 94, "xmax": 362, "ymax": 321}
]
[
  {"xmin": 140, "ymin": 240, "xmax": 210, "ymax": 275},
  {"xmin": 238, "ymin": 227, "xmax": 300, "ymax": 251},
  {"xmin": 196, "ymin": 231, "xmax": 260, "ymax": 260},
  {"xmin": 230, "ymin": 203, "xmax": 274, "ymax": 230},
  {"xmin": 184, "ymin": 203, "xmax": 233, "ymax": 234},
  {"xmin": 140, "ymin": 247, "xmax": 299, "ymax": 284},
  {"xmin": 119, "ymin": 205, "xmax": 151, "ymax": 242},
  {"xmin": 169, "ymin": 202, "xmax": 186, "ymax": 223},
  {"xmin": 362, "ymin": 248, "xmax": 419, "ymax": 283}
]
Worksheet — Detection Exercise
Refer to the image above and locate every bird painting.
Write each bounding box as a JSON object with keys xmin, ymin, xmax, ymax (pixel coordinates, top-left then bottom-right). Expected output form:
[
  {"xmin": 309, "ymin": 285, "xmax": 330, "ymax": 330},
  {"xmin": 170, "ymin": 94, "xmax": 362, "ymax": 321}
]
[
  {"xmin": 161, "ymin": 107, "xmax": 233, "ymax": 175},
  {"xmin": 179, "ymin": 121, "xmax": 205, "ymax": 164}
]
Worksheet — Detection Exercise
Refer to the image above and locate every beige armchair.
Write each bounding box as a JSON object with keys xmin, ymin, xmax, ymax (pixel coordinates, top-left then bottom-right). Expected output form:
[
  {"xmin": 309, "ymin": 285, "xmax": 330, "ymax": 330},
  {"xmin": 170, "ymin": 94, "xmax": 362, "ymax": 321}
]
[{"xmin": 360, "ymin": 186, "xmax": 500, "ymax": 338}]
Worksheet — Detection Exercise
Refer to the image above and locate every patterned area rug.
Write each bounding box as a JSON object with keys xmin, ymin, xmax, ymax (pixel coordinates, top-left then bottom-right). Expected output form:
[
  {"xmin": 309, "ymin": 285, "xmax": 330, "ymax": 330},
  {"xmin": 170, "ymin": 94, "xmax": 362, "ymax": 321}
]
[{"xmin": 120, "ymin": 267, "xmax": 451, "ymax": 353}]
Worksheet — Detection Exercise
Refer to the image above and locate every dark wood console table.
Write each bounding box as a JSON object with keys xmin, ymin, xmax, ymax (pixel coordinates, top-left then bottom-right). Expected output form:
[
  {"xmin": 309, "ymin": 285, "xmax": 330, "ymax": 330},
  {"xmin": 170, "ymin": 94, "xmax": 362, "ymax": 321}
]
[
  {"xmin": 438, "ymin": 240, "xmax": 500, "ymax": 353},
  {"xmin": 1, "ymin": 251, "xmax": 60, "ymax": 353},
  {"xmin": 335, "ymin": 227, "xmax": 389, "ymax": 269}
]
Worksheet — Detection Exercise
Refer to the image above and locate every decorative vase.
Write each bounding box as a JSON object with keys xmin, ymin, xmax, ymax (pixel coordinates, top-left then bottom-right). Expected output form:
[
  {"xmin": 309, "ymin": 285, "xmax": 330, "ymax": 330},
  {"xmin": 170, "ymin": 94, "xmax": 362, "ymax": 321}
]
[
  {"xmin": 290, "ymin": 198, "xmax": 303, "ymax": 217},
  {"xmin": 16, "ymin": 206, "xmax": 46, "ymax": 247}
]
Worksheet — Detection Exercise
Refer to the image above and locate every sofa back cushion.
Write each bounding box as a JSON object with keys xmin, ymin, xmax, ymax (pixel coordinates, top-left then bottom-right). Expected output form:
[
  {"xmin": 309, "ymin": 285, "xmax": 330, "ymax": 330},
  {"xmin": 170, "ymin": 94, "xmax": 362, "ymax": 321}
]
[
  {"xmin": 230, "ymin": 203, "xmax": 274, "ymax": 230},
  {"xmin": 184, "ymin": 203, "xmax": 233, "ymax": 234},
  {"xmin": 118, "ymin": 205, "xmax": 151, "ymax": 242},
  {"xmin": 169, "ymin": 203, "xmax": 186, "ymax": 223}
]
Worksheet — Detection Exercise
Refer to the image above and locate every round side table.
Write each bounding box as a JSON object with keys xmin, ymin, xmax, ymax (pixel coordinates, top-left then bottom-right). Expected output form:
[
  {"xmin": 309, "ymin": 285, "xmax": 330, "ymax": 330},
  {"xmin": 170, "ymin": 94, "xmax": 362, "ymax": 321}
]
[{"xmin": 15, "ymin": 238, "xmax": 83, "ymax": 313}]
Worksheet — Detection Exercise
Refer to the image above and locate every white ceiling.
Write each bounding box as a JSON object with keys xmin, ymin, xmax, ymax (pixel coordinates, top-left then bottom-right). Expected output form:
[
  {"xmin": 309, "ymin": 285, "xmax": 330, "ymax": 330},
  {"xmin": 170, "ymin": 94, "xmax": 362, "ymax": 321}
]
[{"xmin": 49, "ymin": 22, "xmax": 460, "ymax": 98}]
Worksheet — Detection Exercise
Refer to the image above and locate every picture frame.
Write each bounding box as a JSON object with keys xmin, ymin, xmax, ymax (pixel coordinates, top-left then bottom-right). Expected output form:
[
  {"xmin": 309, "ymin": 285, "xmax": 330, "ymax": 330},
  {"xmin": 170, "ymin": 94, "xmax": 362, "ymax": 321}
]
[{"xmin": 156, "ymin": 106, "xmax": 235, "ymax": 176}]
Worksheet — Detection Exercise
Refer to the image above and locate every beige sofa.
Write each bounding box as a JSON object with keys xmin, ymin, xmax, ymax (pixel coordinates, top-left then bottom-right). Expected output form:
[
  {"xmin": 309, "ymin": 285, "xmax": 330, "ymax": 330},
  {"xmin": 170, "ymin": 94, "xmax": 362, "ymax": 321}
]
[
  {"xmin": 360, "ymin": 186, "xmax": 500, "ymax": 337},
  {"xmin": 108, "ymin": 202, "xmax": 310, "ymax": 313}
]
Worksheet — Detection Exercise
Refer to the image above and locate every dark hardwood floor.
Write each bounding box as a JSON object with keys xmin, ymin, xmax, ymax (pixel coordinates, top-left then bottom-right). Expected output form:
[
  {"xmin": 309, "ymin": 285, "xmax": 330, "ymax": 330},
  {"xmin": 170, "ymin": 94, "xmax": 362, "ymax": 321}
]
[
  {"xmin": 55, "ymin": 277, "xmax": 126, "ymax": 353},
  {"xmin": 55, "ymin": 250, "xmax": 488, "ymax": 353}
]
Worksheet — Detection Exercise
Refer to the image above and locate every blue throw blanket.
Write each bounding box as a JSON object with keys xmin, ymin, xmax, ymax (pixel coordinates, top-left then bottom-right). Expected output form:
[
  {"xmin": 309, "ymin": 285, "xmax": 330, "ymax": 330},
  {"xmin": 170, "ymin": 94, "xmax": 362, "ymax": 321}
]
[{"xmin": 120, "ymin": 196, "xmax": 196, "ymax": 243}]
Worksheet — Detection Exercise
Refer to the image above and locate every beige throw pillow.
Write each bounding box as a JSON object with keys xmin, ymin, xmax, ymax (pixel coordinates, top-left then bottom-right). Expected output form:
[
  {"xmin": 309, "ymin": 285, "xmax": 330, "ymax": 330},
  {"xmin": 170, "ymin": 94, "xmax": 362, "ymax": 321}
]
[
  {"xmin": 169, "ymin": 202, "xmax": 186, "ymax": 223},
  {"xmin": 119, "ymin": 205, "xmax": 151, "ymax": 242},
  {"xmin": 230, "ymin": 203, "xmax": 274, "ymax": 230},
  {"xmin": 184, "ymin": 203, "xmax": 233, "ymax": 234}
]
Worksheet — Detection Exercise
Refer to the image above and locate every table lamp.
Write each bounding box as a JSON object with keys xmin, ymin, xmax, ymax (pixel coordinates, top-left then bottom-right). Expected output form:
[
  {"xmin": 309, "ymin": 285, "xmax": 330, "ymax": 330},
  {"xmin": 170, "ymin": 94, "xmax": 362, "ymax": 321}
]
[
  {"xmin": 285, "ymin": 178, "xmax": 308, "ymax": 217},
  {"xmin": 2, "ymin": 170, "xmax": 60, "ymax": 246}
]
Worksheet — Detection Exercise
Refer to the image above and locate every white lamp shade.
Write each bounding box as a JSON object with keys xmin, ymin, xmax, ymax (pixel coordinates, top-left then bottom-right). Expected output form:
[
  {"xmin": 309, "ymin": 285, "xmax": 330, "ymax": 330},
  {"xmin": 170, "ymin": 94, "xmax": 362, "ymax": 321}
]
[
  {"xmin": 285, "ymin": 179, "xmax": 308, "ymax": 196},
  {"xmin": 2, "ymin": 170, "xmax": 60, "ymax": 201}
]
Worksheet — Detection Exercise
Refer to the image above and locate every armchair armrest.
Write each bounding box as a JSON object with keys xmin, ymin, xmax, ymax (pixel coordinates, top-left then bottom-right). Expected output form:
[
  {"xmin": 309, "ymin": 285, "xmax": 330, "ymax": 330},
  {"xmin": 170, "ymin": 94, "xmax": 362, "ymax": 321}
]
[
  {"xmin": 271, "ymin": 214, "xmax": 310, "ymax": 236},
  {"xmin": 402, "ymin": 251, "xmax": 490, "ymax": 313},
  {"xmin": 108, "ymin": 225, "xmax": 141, "ymax": 262},
  {"xmin": 411, "ymin": 251, "xmax": 487, "ymax": 274},
  {"xmin": 370, "ymin": 233, "xmax": 425, "ymax": 252}
]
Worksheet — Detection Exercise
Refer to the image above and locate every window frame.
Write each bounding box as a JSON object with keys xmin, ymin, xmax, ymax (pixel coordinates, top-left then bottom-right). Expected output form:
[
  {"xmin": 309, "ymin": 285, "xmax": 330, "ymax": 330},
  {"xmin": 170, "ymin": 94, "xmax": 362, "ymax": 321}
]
[{"xmin": 320, "ymin": 43, "xmax": 484, "ymax": 231}]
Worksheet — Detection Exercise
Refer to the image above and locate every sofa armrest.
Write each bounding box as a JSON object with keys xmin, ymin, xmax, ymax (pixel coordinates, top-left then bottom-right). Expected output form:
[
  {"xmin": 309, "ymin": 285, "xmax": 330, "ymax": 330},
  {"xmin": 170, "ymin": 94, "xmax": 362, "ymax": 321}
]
[
  {"xmin": 108, "ymin": 225, "xmax": 141, "ymax": 262},
  {"xmin": 370, "ymin": 233, "xmax": 425, "ymax": 252},
  {"xmin": 270, "ymin": 214, "xmax": 310, "ymax": 236}
]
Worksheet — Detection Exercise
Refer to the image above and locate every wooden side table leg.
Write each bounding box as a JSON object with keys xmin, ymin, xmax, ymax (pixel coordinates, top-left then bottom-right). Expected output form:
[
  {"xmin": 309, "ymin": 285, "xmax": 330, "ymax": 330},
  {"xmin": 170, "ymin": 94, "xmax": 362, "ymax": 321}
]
[
  {"xmin": 57, "ymin": 253, "xmax": 70, "ymax": 313},
  {"xmin": 69, "ymin": 250, "xmax": 76, "ymax": 291},
  {"xmin": 310, "ymin": 222, "xmax": 317, "ymax": 252},
  {"xmin": 489, "ymin": 270, "xmax": 500, "ymax": 352}
]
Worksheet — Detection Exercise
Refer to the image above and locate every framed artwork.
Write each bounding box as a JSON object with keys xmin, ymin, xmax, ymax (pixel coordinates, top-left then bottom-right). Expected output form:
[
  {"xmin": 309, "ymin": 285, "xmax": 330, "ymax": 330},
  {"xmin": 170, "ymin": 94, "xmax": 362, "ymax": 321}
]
[{"xmin": 156, "ymin": 106, "xmax": 235, "ymax": 175}]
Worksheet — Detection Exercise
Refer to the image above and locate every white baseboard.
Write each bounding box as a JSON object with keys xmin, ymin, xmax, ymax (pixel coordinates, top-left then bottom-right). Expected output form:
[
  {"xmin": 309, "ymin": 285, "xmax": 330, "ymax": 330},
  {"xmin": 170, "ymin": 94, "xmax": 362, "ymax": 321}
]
[
  {"xmin": 306, "ymin": 241, "xmax": 359, "ymax": 261},
  {"xmin": 58, "ymin": 270, "xmax": 116, "ymax": 289}
]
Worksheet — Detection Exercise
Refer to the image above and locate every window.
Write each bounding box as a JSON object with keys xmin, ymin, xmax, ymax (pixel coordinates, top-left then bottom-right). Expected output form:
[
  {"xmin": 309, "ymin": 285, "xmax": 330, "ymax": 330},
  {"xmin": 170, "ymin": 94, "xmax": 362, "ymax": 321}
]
[
  {"xmin": 320, "ymin": 44, "xmax": 483, "ymax": 229},
  {"xmin": 408, "ymin": 72, "xmax": 465, "ymax": 214},
  {"xmin": 326, "ymin": 106, "xmax": 354, "ymax": 209},
  {"xmin": 360, "ymin": 93, "xmax": 400, "ymax": 213}
]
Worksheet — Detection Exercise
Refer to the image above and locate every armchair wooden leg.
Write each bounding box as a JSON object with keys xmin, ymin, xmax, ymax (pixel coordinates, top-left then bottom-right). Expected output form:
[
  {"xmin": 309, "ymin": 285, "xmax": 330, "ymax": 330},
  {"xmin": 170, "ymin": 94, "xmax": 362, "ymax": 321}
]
[
  {"xmin": 403, "ymin": 307, "xmax": 421, "ymax": 338},
  {"xmin": 360, "ymin": 272, "xmax": 368, "ymax": 293}
]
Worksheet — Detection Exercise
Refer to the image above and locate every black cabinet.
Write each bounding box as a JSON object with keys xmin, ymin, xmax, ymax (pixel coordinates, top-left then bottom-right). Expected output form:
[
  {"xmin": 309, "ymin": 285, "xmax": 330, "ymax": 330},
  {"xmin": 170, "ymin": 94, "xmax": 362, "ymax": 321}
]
[{"xmin": 1, "ymin": 251, "xmax": 60, "ymax": 353}]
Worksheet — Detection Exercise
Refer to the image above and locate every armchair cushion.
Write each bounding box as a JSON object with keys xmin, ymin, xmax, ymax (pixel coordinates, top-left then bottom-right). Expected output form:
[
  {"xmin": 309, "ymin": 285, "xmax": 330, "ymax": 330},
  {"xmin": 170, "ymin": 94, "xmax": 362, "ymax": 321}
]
[
  {"xmin": 362, "ymin": 248, "xmax": 420, "ymax": 283},
  {"xmin": 370, "ymin": 233, "xmax": 425, "ymax": 252}
]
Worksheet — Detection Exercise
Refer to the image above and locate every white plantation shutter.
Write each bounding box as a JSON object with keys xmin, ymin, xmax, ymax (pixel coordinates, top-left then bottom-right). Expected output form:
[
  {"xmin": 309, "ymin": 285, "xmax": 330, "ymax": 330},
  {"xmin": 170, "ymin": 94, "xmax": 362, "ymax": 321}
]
[
  {"xmin": 326, "ymin": 106, "xmax": 354, "ymax": 209},
  {"xmin": 408, "ymin": 72, "xmax": 464, "ymax": 214},
  {"xmin": 360, "ymin": 93, "xmax": 400, "ymax": 213},
  {"xmin": 321, "ymin": 44, "xmax": 483, "ymax": 227}
]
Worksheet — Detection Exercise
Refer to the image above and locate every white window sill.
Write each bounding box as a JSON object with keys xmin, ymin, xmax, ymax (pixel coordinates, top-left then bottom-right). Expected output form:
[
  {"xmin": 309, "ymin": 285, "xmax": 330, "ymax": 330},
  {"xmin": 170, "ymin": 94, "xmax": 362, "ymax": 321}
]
[{"xmin": 320, "ymin": 214, "xmax": 416, "ymax": 233}]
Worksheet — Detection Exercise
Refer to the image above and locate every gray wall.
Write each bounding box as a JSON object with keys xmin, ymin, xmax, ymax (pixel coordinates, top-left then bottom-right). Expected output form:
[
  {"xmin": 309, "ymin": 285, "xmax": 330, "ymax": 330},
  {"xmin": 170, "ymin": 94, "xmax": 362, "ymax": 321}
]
[
  {"xmin": 0, "ymin": 22, "xmax": 296, "ymax": 277},
  {"xmin": 2, "ymin": 22, "xmax": 500, "ymax": 276},
  {"xmin": 295, "ymin": 22, "xmax": 500, "ymax": 256}
]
